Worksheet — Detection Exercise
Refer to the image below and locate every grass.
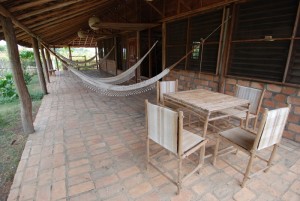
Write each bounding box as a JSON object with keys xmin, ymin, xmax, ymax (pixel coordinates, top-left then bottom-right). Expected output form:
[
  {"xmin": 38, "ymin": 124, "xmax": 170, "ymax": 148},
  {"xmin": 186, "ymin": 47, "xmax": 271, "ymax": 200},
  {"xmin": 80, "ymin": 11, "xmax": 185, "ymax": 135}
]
[{"xmin": 0, "ymin": 74, "xmax": 43, "ymax": 200}]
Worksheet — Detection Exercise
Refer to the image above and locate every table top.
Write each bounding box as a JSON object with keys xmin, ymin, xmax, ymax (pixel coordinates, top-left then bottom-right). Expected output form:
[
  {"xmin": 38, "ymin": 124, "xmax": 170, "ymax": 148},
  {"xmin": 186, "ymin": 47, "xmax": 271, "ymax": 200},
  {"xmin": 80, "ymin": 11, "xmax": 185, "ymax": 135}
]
[{"xmin": 164, "ymin": 89, "xmax": 250, "ymax": 113}]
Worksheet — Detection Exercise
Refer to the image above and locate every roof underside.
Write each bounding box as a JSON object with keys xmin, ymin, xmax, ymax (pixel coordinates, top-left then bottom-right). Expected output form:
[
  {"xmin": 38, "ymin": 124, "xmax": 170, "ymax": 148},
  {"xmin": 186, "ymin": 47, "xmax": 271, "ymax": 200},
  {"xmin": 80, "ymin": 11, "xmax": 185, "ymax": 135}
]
[{"xmin": 0, "ymin": 0, "xmax": 240, "ymax": 47}]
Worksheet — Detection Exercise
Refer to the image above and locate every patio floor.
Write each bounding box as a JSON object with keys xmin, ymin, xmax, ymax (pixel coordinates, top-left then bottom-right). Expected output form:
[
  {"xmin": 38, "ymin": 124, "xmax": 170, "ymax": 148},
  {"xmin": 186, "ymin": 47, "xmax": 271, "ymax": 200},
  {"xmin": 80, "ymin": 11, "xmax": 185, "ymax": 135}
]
[{"xmin": 8, "ymin": 71, "xmax": 300, "ymax": 201}]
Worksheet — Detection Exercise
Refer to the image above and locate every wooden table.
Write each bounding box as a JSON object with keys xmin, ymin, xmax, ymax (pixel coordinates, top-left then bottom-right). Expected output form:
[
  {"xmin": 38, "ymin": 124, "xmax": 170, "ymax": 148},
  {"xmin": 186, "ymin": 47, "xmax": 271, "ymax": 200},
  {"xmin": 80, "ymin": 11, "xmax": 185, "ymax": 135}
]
[{"xmin": 164, "ymin": 89, "xmax": 250, "ymax": 137}]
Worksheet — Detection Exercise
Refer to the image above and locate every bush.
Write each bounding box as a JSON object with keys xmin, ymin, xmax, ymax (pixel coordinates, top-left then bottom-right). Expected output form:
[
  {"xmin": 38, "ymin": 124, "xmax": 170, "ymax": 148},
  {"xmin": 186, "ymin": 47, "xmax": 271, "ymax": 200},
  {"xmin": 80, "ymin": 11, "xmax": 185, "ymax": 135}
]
[
  {"xmin": 23, "ymin": 72, "xmax": 33, "ymax": 85},
  {"xmin": 0, "ymin": 74, "xmax": 17, "ymax": 100}
]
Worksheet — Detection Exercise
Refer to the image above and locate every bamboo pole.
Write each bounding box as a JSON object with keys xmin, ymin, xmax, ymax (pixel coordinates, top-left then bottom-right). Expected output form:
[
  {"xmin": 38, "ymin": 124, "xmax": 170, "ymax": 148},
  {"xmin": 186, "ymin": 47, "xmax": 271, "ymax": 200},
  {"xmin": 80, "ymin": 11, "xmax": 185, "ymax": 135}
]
[{"xmin": 0, "ymin": 16, "xmax": 34, "ymax": 134}]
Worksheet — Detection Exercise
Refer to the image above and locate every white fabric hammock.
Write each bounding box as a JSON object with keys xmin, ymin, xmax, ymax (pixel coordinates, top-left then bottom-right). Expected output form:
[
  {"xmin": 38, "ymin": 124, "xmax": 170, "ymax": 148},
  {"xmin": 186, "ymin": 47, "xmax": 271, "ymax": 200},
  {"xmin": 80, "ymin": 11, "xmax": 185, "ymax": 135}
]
[
  {"xmin": 59, "ymin": 41, "xmax": 157, "ymax": 85},
  {"xmin": 88, "ymin": 41, "xmax": 158, "ymax": 84},
  {"xmin": 67, "ymin": 46, "xmax": 188, "ymax": 96},
  {"xmin": 57, "ymin": 46, "xmax": 114, "ymax": 68}
]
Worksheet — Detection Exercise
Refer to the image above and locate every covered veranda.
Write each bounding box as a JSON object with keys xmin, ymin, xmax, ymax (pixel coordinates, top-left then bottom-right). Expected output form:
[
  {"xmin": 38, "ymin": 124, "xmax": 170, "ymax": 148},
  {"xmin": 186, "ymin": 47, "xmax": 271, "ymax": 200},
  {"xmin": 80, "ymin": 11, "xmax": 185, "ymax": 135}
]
[
  {"xmin": 7, "ymin": 71, "xmax": 300, "ymax": 201},
  {"xmin": 0, "ymin": 0, "xmax": 299, "ymax": 200}
]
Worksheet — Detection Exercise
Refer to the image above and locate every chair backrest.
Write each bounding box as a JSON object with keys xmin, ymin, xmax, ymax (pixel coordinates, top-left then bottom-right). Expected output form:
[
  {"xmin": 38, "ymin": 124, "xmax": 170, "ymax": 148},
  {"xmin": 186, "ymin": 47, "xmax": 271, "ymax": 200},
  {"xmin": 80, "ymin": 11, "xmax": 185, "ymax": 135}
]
[
  {"xmin": 145, "ymin": 100, "xmax": 179, "ymax": 154},
  {"xmin": 254, "ymin": 106, "xmax": 290, "ymax": 151},
  {"xmin": 157, "ymin": 80, "xmax": 178, "ymax": 104},
  {"xmin": 235, "ymin": 85, "xmax": 265, "ymax": 115}
]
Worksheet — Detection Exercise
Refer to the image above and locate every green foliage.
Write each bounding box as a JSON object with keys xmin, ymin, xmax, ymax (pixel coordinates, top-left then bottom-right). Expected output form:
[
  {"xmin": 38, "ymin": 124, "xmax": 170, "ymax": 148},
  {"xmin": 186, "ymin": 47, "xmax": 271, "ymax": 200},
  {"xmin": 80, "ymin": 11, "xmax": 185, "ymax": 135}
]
[
  {"xmin": 0, "ymin": 44, "xmax": 6, "ymax": 52},
  {"xmin": 19, "ymin": 49, "xmax": 35, "ymax": 69},
  {"xmin": 19, "ymin": 50, "xmax": 34, "ymax": 60},
  {"xmin": 23, "ymin": 72, "xmax": 33, "ymax": 85},
  {"xmin": 0, "ymin": 73, "xmax": 17, "ymax": 100},
  {"xmin": 0, "ymin": 72, "xmax": 34, "ymax": 103}
]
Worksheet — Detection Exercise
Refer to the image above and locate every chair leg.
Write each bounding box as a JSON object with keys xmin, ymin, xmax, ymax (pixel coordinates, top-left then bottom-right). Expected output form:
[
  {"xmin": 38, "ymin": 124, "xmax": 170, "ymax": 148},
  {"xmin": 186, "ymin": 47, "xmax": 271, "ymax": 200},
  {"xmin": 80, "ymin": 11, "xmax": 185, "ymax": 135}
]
[
  {"xmin": 197, "ymin": 145, "xmax": 206, "ymax": 174},
  {"xmin": 146, "ymin": 138, "xmax": 150, "ymax": 171},
  {"xmin": 213, "ymin": 137, "xmax": 220, "ymax": 166},
  {"xmin": 242, "ymin": 152, "xmax": 255, "ymax": 187},
  {"xmin": 177, "ymin": 157, "xmax": 182, "ymax": 195},
  {"xmin": 265, "ymin": 144, "xmax": 278, "ymax": 173}
]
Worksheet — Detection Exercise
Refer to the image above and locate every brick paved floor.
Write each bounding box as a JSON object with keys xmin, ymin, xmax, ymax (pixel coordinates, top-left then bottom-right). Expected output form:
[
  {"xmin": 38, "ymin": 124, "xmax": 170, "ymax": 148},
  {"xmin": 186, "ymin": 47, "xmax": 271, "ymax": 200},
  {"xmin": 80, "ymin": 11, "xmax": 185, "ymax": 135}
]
[{"xmin": 7, "ymin": 71, "xmax": 300, "ymax": 201}]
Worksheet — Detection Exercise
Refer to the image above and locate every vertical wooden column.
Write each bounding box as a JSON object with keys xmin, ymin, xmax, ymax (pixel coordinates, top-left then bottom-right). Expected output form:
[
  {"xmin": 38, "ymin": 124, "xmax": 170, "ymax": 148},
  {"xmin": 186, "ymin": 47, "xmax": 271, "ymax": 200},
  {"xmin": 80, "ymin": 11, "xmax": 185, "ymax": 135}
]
[
  {"xmin": 32, "ymin": 37, "xmax": 47, "ymax": 94},
  {"xmin": 40, "ymin": 45, "xmax": 50, "ymax": 83},
  {"xmin": 162, "ymin": 22, "xmax": 166, "ymax": 70},
  {"xmin": 68, "ymin": 45, "xmax": 72, "ymax": 60},
  {"xmin": 136, "ymin": 31, "xmax": 141, "ymax": 82},
  {"xmin": 45, "ymin": 48, "xmax": 53, "ymax": 70},
  {"xmin": 95, "ymin": 46, "xmax": 98, "ymax": 70},
  {"xmin": 148, "ymin": 29, "xmax": 152, "ymax": 78},
  {"xmin": 0, "ymin": 16, "xmax": 34, "ymax": 134},
  {"xmin": 114, "ymin": 37, "xmax": 118, "ymax": 75},
  {"xmin": 54, "ymin": 46, "xmax": 59, "ymax": 71}
]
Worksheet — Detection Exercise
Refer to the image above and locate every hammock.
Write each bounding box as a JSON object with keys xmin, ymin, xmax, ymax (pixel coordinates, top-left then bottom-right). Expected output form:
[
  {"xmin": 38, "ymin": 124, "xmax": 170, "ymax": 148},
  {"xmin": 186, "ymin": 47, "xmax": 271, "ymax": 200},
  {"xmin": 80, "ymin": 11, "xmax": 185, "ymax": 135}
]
[
  {"xmin": 57, "ymin": 53, "xmax": 96, "ymax": 65},
  {"xmin": 68, "ymin": 47, "xmax": 189, "ymax": 96},
  {"xmin": 56, "ymin": 46, "xmax": 114, "ymax": 69},
  {"xmin": 86, "ymin": 41, "xmax": 158, "ymax": 84},
  {"xmin": 59, "ymin": 41, "xmax": 158, "ymax": 84}
]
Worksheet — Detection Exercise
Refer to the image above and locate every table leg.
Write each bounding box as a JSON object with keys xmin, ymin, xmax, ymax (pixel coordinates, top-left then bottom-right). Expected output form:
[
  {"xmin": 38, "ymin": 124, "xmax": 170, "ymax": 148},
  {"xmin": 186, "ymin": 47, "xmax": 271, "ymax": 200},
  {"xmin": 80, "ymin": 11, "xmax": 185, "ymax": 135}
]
[{"xmin": 202, "ymin": 113, "xmax": 210, "ymax": 138}]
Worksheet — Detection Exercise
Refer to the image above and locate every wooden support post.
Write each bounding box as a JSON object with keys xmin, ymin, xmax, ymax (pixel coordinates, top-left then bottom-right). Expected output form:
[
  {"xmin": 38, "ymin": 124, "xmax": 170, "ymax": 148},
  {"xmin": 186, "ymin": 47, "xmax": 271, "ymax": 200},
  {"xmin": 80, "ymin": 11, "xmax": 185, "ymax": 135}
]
[
  {"xmin": 32, "ymin": 37, "xmax": 48, "ymax": 94},
  {"xmin": 114, "ymin": 37, "xmax": 118, "ymax": 75},
  {"xmin": 68, "ymin": 45, "xmax": 72, "ymax": 60},
  {"xmin": 54, "ymin": 46, "xmax": 59, "ymax": 71},
  {"xmin": 0, "ymin": 16, "xmax": 34, "ymax": 134},
  {"xmin": 148, "ymin": 29, "xmax": 152, "ymax": 78},
  {"xmin": 136, "ymin": 31, "xmax": 141, "ymax": 83},
  {"xmin": 45, "ymin": 48, "xmax": 53, "ymax": 70},
  {"xmin": 162, "ymin": 22, "xmax": 166, "ymax": 71},
  {"xmin": 40, "ymin": 45, "xmax": 50, "ymax": 83},
  {"xmin": 95, "ymin": 46, "xmax": 98, "ymax": 70}
]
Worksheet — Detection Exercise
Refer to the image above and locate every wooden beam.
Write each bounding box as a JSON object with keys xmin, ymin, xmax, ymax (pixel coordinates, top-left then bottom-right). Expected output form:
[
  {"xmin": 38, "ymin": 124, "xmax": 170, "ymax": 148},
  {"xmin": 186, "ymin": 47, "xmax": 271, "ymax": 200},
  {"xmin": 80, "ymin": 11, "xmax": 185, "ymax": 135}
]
[
  {"xmin": 17, "ymin": 0, "xmax": 85, "ymax": 21},
  {"xmin": 136, "ymin": 31, "xmax": 141, "ymax": 82},
  {"xmin": 162, "ymin": 22, "xmax": 166, "ymax": 70},
  {"xmin": 180, "ymin": 0, "xmax": 192, "ymax": 11},
  {"xmin": 92, "ymin": 22, "xmax": 160, "ymax": 31},
  {"xmin": 0, "ymin": 4, "xmax": 40, "ymax": 39},
  {"xmin": 10, "ymin": 0, "xmax": 55, "ymax": 12},
  {"xmin": 145, "ymin": 1, "xmax": 164, "ymax": 17},
  {"xmin": 0, "ymin": 15, "xmax": 34, "ymax": 134},
  {"xmin": 32, "ymin": 37, "xmax": 48, "ymax": 94},
  {"xmin": 161, "ymin": 0, "xmax": 240, "ymax": 22}
]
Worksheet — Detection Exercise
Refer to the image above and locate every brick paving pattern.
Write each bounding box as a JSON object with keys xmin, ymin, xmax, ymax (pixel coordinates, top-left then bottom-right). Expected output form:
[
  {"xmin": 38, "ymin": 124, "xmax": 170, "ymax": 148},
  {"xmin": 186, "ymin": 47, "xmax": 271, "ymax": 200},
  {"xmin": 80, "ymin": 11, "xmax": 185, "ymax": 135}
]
[{"xmin": 7, "ymin": 71, "xmax": 300, "ymax": 201}]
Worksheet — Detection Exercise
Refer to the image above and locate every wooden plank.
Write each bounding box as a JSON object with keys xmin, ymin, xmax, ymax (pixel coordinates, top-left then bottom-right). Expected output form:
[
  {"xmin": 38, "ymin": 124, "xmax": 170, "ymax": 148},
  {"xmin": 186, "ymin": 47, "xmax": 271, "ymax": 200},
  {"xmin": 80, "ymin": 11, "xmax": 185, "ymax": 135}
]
[
  {"xmin": 10, "ymin": 0, "xmax": 55, "ymax": 12},
  {"xmin": 16, "ymin": 0, "xmax": 85, "ymax": 21},
  {"xmin": 0, "ymin": 4, "xmax": 39, "ymax": 39},
  {"xmin": 161, "ymin": 0, "xmax": 240, "ymax": 22},
  {"xmin": 92, "ymin": 22, "xmax": 160, "ymax": 31}
]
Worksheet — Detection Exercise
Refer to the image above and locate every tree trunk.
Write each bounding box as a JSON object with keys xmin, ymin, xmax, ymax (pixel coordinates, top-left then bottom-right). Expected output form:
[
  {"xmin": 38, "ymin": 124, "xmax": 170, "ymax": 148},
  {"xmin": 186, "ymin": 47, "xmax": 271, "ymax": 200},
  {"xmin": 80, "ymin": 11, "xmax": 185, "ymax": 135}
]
[
  {"xmin": 32, "ymin": 37, "xmax": 48, "ymax": 94},
  {"xmin": 40, "ymin": 45, "xmax": 50, "ymax": 83},
  {"xmin": 0, "ymin": 16, "xmax": 34, "ymax": 134}
]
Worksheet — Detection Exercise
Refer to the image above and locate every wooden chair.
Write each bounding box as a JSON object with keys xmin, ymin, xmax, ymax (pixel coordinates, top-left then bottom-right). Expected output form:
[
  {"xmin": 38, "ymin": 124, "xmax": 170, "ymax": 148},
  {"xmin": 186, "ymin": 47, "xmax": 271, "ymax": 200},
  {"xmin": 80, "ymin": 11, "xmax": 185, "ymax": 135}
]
[
  {"xmin": 156, "ymin": 80, "xmax": 178, "ymax": 106},
  {"xmin": 232, "ymin": 85, "xmax": 265, "ymax": 129},
  {"xmin": 213, "ymin": 105, "xmax": 290, "ymax": 187},
  {"xmin": 145, "ymin": 100, "xmax": 208, "ymax": 194}
]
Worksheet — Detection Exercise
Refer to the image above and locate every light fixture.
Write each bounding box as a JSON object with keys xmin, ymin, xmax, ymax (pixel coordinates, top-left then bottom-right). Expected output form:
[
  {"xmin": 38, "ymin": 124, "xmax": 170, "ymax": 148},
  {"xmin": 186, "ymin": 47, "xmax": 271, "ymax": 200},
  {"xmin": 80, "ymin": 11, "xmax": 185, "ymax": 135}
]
[
  {"xmin": 88, "ymin": 16, "xmax": 100, "ymax": 30},
  {"xmin": 264, "ymin": 35, "xmax": 274, "ymax": 41},
  {"xmin": 78, "ymin": 30, "xmax": 87, "ymax": 38}
]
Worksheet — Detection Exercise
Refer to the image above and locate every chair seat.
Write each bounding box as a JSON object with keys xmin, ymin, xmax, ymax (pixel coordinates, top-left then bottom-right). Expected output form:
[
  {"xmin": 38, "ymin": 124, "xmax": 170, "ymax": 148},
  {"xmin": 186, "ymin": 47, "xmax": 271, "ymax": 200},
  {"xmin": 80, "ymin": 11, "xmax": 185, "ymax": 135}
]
[
  {"xmin": 182, "ymin": 129, "xmax": 205, "ymax": 153},
  {"xmin": 220, "ymin": 127, "xmax": 256, "ymax": 151},
  {"xmin": 222, "ymin": 108, "xmax": 256, "ymax": 120}
]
